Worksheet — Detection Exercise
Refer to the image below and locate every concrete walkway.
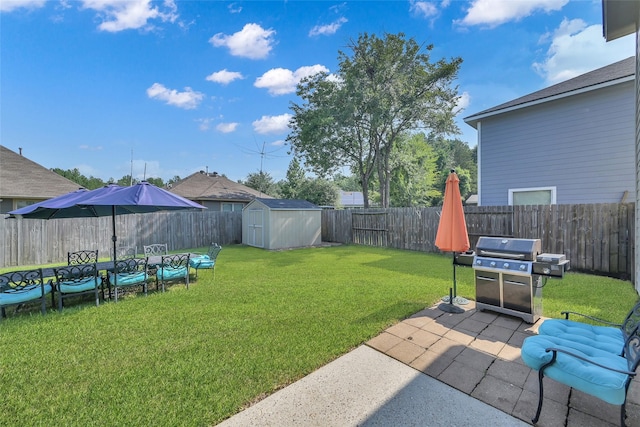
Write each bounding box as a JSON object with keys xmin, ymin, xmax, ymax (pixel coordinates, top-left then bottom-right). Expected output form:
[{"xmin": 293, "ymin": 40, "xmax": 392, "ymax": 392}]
[
  {"xmin": 218, "ymin": 302, "xmax": 640, "ymax": 426},
  {"xmin": 218, "ymin": 345, "xmax": 527, "ymax": 426}
]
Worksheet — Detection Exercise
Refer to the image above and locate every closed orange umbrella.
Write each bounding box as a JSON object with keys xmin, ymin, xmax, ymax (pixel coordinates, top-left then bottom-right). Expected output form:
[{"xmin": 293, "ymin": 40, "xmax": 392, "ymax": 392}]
[
  {"xmin": 436, "ymin": 170, "xmax": 470, "ymax": 311},
  {"xmin": 435, "ymin": 170, "xmax": 470, "ymax": 253}
]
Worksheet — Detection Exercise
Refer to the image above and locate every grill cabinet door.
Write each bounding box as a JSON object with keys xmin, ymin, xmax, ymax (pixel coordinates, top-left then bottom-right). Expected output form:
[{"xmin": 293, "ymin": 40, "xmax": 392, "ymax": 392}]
[
  {"xmin": 502, "ymin": 274, "xmax": 532, "ymax": 313},
  {"xmin": 475, "ymin": 271, "xmax": 500, "ymax": 307}
]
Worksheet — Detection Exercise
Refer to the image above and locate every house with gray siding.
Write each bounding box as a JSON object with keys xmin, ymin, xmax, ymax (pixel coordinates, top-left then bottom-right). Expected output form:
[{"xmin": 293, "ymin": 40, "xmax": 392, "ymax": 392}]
[
  {"xmin": 464, "ymin": 56, "xmax": 635, "ymax": 206},
  {"xmin": 602, "ymin": 0, "xmax": 640, "ymax": 291}
]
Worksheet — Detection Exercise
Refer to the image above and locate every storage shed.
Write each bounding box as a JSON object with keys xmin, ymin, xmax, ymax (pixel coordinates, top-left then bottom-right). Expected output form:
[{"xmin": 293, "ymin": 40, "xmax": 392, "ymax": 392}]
[{"xmin": 242, "ymin": 198, "xmax": 321, "ymax": 249}]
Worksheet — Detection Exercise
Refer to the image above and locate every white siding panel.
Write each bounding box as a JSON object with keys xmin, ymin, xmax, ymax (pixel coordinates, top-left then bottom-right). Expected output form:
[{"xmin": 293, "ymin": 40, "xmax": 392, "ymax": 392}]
[{"xmin": 479, "ymin": 81, "xmax": 635, "ymax": 205}]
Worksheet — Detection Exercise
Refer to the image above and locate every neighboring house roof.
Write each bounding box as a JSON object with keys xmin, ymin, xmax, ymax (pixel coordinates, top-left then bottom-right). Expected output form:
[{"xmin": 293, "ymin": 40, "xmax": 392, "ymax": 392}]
[
  {"xmin": 340, "ymin": 191, "xmax": 364, "ymax": 207},
  {"xmin": 0, "ymin": 145, "xmax": 83, "ymax": 199},
  {"xmin": 464, "ymin": 56, "xmax": 635, "ymax": 129},
  {"xmin": 169, "ymin": 171, "xmax": 272, "ymax": 202},
  {"xmin": 252, "ymin": 198, "xmax": 320, "ymax": 210}
]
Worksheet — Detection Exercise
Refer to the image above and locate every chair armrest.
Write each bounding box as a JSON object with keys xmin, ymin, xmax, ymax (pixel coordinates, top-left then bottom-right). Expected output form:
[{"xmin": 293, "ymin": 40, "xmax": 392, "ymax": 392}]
[
  {"xmin": 560, "ymin": 311, "xmax": 622, "ymax": 327},
  {"xmin": 545, "ymin": 347, "xmax": 636, "ymax": 376}
]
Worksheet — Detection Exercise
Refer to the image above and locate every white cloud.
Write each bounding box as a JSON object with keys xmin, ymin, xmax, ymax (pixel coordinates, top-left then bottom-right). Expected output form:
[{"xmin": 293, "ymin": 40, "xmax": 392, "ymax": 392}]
[
  {"xmin": 457, "ymin": 0, "xmax": 568, "ymax": 27},
  {"xmin": 534, "ymin": 19, "xmax": 635, "ymax": 84},
  {"xmin": 255, "ymin": 65, "xmax": 329, "ymax": 95},
  {"xmin": 146, "ymin": 83, "xmax": 204, "ymax": 109},
  {"xmin": 80, "ymin": 0, "xmax": 178, "ymax": 32},
  {"xmin": 252, "ymin": 114, "xmax": 292, "ymax": 134},
  {"xmin": 0, "ymin": 0, "xmax": 46, "ymax": 12},
  {"xmin": 309, "ymin": 17, "xmax": 348, "ymax": 37},
  {"xmin": 410, "ymin": 1, "xmax": 438, "ymax": 18},
  {"xmin": 210, "ymin": 23, "xmax": 275, "ymax": 59},
  {"xmin": 271, "ymin": 139, "xmax": 286, "ymax": 146},
  {"xmin": 216, "ymin": 122, "xmax": 239, "ymax": 133},
  {"xmin": 206, "ymin": 69, "xmax": 244, "ymax": 85},
  {"xmin": 454, "ymin": 91, "xmax": 470, "ymax": 115},
  {"xmin": 228, "ymin": 3, "xmax": 242, "ymax": 13}
]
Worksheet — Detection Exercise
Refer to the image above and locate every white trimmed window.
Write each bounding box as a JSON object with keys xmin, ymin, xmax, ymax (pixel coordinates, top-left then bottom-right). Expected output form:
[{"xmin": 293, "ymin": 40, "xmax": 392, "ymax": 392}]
[
  {"xmin": 508, "ymin": 187, "xmax": 556, "ymax": 205},
  {"xmin": 222, "ymin": 203, "xmax": 244, "ymax": 212}
]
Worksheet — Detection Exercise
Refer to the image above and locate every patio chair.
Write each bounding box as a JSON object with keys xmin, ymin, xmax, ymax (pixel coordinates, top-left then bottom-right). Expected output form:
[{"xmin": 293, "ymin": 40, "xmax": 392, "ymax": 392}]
[
  {"xmin": 0, "ymin": 269, "xmax": 53, "ymax": 320},
  {"xmin": 143, "ymin": 243, "xmax": 168, "ymax": 258},
  {"xmin": 53, "ymin": 263, "xmax": 100, "ymax": 311},
  {"xmin": 189, "ymin": 243, "xmax": 222, "ymax": 280},
  {"xmin": 106, "ymin": 257, "xmax": 149, "ymax": 302},
  {"xmin": 156, "ymin": 253, "xmax": 190, "ymax": 292},
  {"xmin": 537, "ymin": 300, "xmax": 640, "ymax": 355},
  {"xmin": 113, "ymin": 246, "xmax": 137, "ymax": 261},
  {"xmin": 68, "ymin": 250, "xmax": 98, "ymax": 266}
]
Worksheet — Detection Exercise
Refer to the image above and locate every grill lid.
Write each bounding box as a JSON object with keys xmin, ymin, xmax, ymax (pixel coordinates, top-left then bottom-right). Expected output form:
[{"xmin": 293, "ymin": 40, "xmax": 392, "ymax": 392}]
[{"xmin": 476, "ymin": 237, "xmax": 541, "ymax": 261}]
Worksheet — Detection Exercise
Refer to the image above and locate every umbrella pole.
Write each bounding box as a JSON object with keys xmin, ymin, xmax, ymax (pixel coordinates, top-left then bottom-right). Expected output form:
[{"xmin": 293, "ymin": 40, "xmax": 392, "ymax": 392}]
[
  {"xmin": 111, "ymin": 206, "xmax": 117, "ymax": 263},
  {"xmin": 452, "ymin": 252, "xmax": 457, "ymax": 297}
]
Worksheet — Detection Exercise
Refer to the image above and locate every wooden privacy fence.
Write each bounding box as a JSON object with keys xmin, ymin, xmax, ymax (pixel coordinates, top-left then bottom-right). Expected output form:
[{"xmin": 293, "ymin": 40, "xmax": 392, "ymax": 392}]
[
  {"xmin": 322, "ymin": 204, "xmax": 635, "ymax": 281},
  {"xmin": 0, "ymin": 211, "xmax": 242, "ymax": 268}
]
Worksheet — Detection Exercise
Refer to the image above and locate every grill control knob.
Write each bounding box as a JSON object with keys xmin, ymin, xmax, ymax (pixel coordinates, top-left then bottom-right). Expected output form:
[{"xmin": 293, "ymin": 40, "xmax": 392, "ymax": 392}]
[
  {"xmin": 490, "ymin": 261, "xmax": 496, "ymax": 267},
  {"xmin": 503, "ymin": 263, "xmax": 509, "ymax": 269},
  {"xmin": 475, "ymin": 260, "xmax": 482, "ymax": 265},
  {"xmin": 519, "ymin": 265, "xmax": 527, "ymax": 271}
]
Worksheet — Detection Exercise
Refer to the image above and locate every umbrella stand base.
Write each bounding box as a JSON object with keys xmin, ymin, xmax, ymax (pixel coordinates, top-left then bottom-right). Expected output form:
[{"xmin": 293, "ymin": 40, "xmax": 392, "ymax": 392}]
[
  {"xmin": 438, "ymin": 302, "xmax": 465, "ymax": 313},
  {"xmin": 441, "ymin": 295, "xmax": 470, "ymax": 305}
]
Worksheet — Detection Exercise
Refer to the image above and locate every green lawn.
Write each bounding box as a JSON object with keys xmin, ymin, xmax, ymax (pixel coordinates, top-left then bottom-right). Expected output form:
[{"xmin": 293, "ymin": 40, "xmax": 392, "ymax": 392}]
[{"xmin": 0, "ymin": 244, "xmax": 636, "ymax": 426}]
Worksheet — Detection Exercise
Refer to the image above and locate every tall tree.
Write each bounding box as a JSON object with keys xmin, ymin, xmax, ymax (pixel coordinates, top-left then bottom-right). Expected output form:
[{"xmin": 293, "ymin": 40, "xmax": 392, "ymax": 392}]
[
  {"xmin": 299, "ymin": 178, "xmax": 339, "ymax": 206},
  {"xmin": 280, "ymin": 158, "xmax": 307, "ymax": 199},
  {"xmin": 388, "ymin": 133, "xmax": 439, "ymax": 207},
  {"xmin": 242, "ymin": 171, "xmax": 279, "ymax": 197},
  {"xmin": 288, "ymin": 32, "xmax": 462, "ymax": 208}
]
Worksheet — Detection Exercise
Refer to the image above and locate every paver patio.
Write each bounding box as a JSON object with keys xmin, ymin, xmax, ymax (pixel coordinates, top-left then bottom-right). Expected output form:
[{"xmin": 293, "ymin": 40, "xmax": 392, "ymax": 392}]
[{"xmin": 367, "ymin": 302, "xmax": 640, "ymax": 427}]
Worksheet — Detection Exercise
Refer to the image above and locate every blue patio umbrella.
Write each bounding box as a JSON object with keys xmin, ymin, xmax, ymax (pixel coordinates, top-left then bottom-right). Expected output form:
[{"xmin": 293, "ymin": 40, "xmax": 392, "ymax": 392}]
[{"xmin": 8, "ymin": 182, "xmax": 205, "ymax": 263}]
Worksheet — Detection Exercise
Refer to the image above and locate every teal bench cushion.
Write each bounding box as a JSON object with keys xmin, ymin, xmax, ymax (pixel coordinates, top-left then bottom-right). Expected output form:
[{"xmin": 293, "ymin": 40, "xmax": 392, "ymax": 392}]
[
  {"xmin": 189, "ymin": 256, "xmax": 214, "ymax": 269},
  {"xmin": 538, "ymin": 319, "xmax": 624, "ymax": 354},
  {"xmin": 0, "ymin": 283, "xmax": 53, "ymax": 305},
  {"xmin": 109, "ymin": 272, "xmax": 147, "ymax": 287},
  {"xmin": 157, "ymin": 267, "xmax": 188, "ymax": 281},
  {"xmin": 521, "ymin": 334, "xmax": 629, "ymax": 405},
  {"xmin": 58, "ymin": 277, "xmax": 98, "ymax": 294}
]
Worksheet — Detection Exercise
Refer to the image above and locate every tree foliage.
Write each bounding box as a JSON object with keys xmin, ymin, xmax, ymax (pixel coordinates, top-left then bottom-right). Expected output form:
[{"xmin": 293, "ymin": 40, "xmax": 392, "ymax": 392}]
[
  {"xmin": 242, "ymin": 171, "xmax": 279, "ymax": 197},
  {"xmin": 51, "ymin": 168, "xmax": 172, "ymax": 189},
  {"xmin": 288, "ymin": 32, "xmax": 462, "ymax": 208}
]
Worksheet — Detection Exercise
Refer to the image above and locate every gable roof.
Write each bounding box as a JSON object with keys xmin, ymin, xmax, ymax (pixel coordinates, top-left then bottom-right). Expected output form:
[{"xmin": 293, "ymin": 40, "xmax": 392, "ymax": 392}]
[
  {"xmin": 0, "ymin": 145, "xmax": 83, "ymax": 199},
  {"xmin": 168, "ymin": 171, "xmax": 272, "ymax": 202},
  {"xmin": 464, "ymin": 56, "xmax": 635, "ymax": 129},
  {"xmin": 253, "ymin": 198, "xmax": 320, "ymax": 210}
]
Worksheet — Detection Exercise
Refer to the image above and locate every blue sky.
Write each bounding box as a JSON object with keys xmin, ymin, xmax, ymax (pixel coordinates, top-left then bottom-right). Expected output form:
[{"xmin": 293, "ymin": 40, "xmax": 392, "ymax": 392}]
[{"xmin": 1, "ymin": 0, "xmax": 634, "ymax": 183}]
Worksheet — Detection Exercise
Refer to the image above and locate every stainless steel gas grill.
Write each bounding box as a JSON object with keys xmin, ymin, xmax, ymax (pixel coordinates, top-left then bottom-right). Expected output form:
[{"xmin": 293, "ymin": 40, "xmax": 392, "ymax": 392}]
[{"xmin": 472, "ymin": 237, "xmax": 569, "ymax": 323}]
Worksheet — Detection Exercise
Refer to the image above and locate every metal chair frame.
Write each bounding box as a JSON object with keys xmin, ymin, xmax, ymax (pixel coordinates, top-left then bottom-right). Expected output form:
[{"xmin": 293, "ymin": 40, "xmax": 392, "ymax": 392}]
[
  {"xmin": 0, "ymin": 269, "xmax": 52, "ymax": 320},
  {"xmin": 156, "ymin": 253, "xmax": 190, "ymax": 292},
  {"xmin": 67, "ymin": 250, "xmax": 99, "ymax": 266},
  {"xmin": 191, "ymin": 243, "xmax": 222, "ymax": 280},
  {"xmin": 107, "ymin": 257, "xmax": 149, "ymax": 302},
  {"xmin": 53, "ymin": 263, "xmax": 100, "ymax": 311}
]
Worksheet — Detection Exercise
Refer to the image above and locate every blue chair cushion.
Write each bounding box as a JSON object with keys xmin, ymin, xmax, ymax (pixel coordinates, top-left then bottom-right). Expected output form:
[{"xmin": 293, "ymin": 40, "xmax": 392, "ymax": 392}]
[
  {"xmin": 108, "ymin": 272, "xmax": 147, "ymax": 287},
  {"xmin": 157, "ymin": 267, "xmax": 188, "ymax": 281},
  {"xmin": 0, "ymin": 283, "xmax": 53, "ymax": 305},
  {"xmin": 538, "ymin": 319, "xmax": 624, "ymax": 354},
  {"xmin": 521, "ymin": 334, "xmax": 629, "ymax": 405},
  {"xmin": 58, "ymin": 277, "xmax": 98, "ymax": 294},
  {"xmin": 189, "ymin": 256, "xmax": 214, "ymax": 269}
]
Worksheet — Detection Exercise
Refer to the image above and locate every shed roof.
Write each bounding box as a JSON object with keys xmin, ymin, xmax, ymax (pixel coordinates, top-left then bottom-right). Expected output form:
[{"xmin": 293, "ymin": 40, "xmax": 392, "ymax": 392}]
[
  {"xmin": 254, "ymin": 198, "xmax": 320, "ymax": 210},
  {"xmin": 0, "ymin": 145, "xmax": 83, "ymax": 199},
  {"xmin": 169, "ymin": 171, "xmax": 272, "ymax": 202},
  {"xmin": 464, "ymin": 56, "xmax": 635, "ymax": 128}
]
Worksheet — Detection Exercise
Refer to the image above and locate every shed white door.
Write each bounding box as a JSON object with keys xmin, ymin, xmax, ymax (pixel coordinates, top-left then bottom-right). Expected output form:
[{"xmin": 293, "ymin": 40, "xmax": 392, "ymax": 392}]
[{"xmin": 246, "ymin": 209, "xmax": 264, "ymax": 248}]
